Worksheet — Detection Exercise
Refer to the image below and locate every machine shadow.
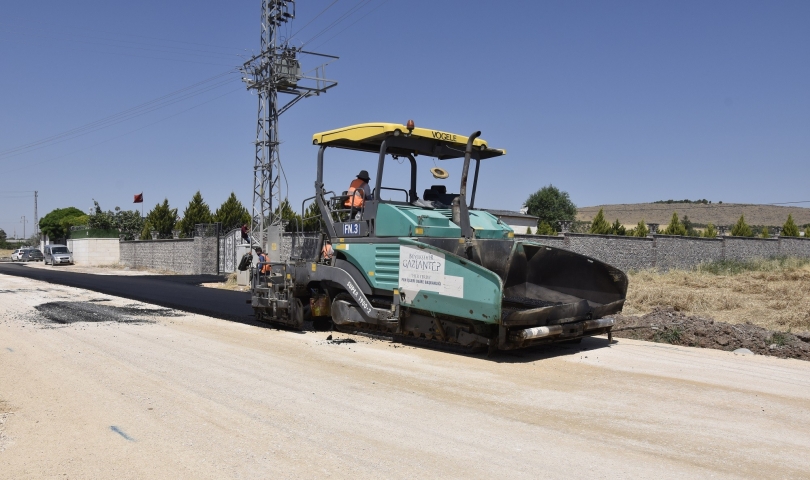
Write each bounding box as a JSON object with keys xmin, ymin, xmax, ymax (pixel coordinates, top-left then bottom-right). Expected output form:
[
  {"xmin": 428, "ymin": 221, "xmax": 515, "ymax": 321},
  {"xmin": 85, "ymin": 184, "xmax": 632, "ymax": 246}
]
[{"xmin": 486, "ymin": 336, "xmax": 613, "ymax": 363}]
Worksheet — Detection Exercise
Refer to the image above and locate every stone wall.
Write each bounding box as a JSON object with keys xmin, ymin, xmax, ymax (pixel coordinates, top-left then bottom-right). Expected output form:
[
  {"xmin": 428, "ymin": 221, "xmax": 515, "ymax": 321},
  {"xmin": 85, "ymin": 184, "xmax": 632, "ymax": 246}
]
[
  {"xmin": 779, "ymin": 237, "xmax": 810, "ymax": 258},
  {"xmin": 723, "ymin": 236, "xmax": 780, "ymax": 262},
  {"xmin": 652, "ymin": 235, "xmax": 724, "ymax": 270},
  {"xmin": 120, "ymin": 238, "xmax": 200, "ymax": 275},
  {"xmin": 515, "ymin": 233, "xmax": 810, "ymax": 272},
  {"xmin": 565, "ymin": 234, "xmax": 655, "ymax": 271}
]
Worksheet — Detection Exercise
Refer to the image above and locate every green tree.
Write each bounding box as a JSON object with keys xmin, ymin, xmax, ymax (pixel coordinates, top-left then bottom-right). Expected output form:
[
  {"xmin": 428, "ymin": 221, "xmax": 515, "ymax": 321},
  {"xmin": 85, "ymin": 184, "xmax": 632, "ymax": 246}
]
[
  {"xmin": 589, "ymin": 208, "xmax": 612, "ymax": 234},
  {"xmin": 760, "ymin": 226, "xmax": 770, "ymax": 238},
  {"xmin": 611, "ymin": 219, "xmax": 626, "ymax": 236},
  {"xmin": 88, "ymin": 201, "xmax": 115, "ymax": 230},
  {"xmin": 702, "ymin": 223, "xmax": 717, "ymax": 238},
  {"xmin": 214, "ymin": 192, "xmax": 251, "ymax": 232},
  {"xmin": 39, "ymin": 207, "xmax": 87, "ymax": 241},
  {"xmin": 274, "ymin": 199, "xmax": 302, "ymax": 232},
  {"xmin": 140, "ymin": 221, "xmax": 154, "ymax": 240},
  {"xmin": 629, "ymin": 219, "xmax": 649, "ymax": 237},
  {"xmin": 536, "ymin": 221, "xmax": 556, "ymax": 235},
  {"xmin": 731, "ymin": 214, "xmax": 752, "ymax": 237},
  {"xmin": 782, "ymin": 214, "xmax": 800, "ymax": 237},
  {"xmin": 524, "ymin": 185, "xmax": 577, "ymax": 233},
  {"xmin": 178, "ymin": 191, "xmax": 213, "ymax": 237},
  {"xmin": 663, "ymin": 212, "xmax": 687, "ymax": 236},
  {"xmin": 302, "ymin": 202, "xmax": 322, "ymax": 232},
  {"xmin": 0, "ymin": 228, "xmax": 6, "ymax": 244},
  {"xmin": 116, "ymin": 208, "xmax": 144, "ymax": 240},
  {"xmin": 681, "ymin": 214, "xmax": 698, "ymax": 236},
  {"xmin": 144, "ymin": 199, "xmax": 177, "ymax": 239},
  {"xmin": 87, "ymin": 201, "xmax": 143, "ymax": 240},
  {"xmin": 525, "ymin": 226, "xmax": 532, "ymax": 235}
]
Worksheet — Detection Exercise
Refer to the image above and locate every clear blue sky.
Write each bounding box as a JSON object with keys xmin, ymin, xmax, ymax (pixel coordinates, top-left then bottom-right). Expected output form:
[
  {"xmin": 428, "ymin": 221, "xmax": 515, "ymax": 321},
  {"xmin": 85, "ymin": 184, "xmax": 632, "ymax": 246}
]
[{"xmin": 1, "ymin": 0, "xmax": 808, "ymax": 238}]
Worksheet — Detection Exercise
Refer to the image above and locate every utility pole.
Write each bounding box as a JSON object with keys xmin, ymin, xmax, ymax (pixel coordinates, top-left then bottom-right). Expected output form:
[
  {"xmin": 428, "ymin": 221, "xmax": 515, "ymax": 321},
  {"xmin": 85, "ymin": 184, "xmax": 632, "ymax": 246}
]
[
  {"xmin": 34, "ymin": 190, "xmax": 38, "ymax": 238},
  {"xmin": 241, "ymin": 0, "xmax": 337, "ymax": 254},
  {"xmin": 20, "ymin": 216, "xmax": 27, "ymax": 240}
]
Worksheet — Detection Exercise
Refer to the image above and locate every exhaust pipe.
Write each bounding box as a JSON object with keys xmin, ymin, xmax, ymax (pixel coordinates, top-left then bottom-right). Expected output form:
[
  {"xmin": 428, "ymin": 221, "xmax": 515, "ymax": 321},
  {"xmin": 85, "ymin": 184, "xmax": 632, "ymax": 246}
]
[{"xmin": 509, "ymin": 318, "xmax": 615, "ymax": 342}]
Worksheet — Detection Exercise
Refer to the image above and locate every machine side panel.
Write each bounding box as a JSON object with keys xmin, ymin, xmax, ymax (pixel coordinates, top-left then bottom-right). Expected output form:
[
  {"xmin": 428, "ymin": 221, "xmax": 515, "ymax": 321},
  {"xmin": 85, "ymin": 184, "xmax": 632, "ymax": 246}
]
[{"xmin": 398, "ymin": 238, "xmax": 502, "ymax": 323}]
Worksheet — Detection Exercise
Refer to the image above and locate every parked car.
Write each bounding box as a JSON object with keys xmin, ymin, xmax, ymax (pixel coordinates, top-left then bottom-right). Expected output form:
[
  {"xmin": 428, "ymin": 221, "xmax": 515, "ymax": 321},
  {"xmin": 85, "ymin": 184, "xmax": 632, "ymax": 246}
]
[
  {"xmin": 44, "ymin": 244, "xmax": 73, "ymax": 266},
  {"xmin": 11, "ymin": 248, "xmax": 31, "ymax": 261},
  {"xmin": 20, "ymin": 249, "xmax": 44, "ymax": 262}
]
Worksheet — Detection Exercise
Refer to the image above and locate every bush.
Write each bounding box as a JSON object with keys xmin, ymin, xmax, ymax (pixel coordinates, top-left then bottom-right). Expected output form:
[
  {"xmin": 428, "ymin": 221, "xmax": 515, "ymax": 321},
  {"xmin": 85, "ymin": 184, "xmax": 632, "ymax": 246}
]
[
  {"xmin": 782, "ymin": 214, "xmax": 800, "ymax": 237},
  {"xmin": 536, "ymin": 222, "xmax": 556, "ymax": 236},
  {"xmin": 627, "ymin": 219, "xmax": 649, "ymax": 237},
  {"xmin": 731, "ymin": 215, "xmax": 752, "ymax": 237},
  {"xmin": 589, "ymin": 208, "xmax": 612, "ymax": 234},
  {"xmin": 663, "ymin": 212, "xmax": 687, "ymax": 236},
  {"xmin": 760, "ymin": 226, "xmax": 770, "ymax": 238},
  {"xmin": 525, "ymin": 227, "xmax": 532, "ymax": 235},
  {"xmin": 702, "ymin": 223, "xmax": 717, "ymax": 238}
]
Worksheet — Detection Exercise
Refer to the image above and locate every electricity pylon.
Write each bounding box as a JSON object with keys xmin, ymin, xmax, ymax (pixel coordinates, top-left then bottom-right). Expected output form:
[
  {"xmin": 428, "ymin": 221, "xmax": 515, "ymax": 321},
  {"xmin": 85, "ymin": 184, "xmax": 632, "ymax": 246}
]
[{"xmin": 241, "ymin": 0, "xmax": 338, "ymax": 251}]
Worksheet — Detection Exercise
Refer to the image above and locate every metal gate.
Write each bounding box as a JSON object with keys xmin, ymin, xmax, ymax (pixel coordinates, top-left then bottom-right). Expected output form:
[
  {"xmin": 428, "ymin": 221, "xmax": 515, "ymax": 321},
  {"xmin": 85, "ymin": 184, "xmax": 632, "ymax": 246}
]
[{"xmin": 218, "ymin": 228, "xmax": 244, "ymax": 274}]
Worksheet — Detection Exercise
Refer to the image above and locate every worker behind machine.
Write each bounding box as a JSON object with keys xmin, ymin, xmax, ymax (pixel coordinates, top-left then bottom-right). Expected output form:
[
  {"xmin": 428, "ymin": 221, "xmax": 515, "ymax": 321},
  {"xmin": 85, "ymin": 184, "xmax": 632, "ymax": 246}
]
[
  {"xmin": 344, "ymin": 170, "xmax": 372, "ymax": 209},
  {"xmin": 322, "ymin": 239, "xmax": 334, "ymax": 263},
  {"xmin": 254, "ymin": 246, "xmax": 271, "ymax": 276}
]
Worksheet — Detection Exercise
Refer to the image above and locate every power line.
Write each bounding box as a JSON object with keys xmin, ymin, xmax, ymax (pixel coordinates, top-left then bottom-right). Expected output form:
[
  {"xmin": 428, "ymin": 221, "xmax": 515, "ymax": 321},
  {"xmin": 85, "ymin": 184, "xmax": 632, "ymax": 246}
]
[
  {"xmin": 3, "ymin": 85, "xmax": 243, "ymax": 175},
  {"xmin": 310, "ymin": 0, "xmax": 393, "ymax": 51},
  {"xmin": 301, "ymin": 0, "xmax": 375, "ymax": 47},
  {"xmin": 0, "ymin": 70, "xmax": 238, "ymax": 161},
  {"xmin": 288, "ymin": 0, "xmax": 341, "ymax": 41}
]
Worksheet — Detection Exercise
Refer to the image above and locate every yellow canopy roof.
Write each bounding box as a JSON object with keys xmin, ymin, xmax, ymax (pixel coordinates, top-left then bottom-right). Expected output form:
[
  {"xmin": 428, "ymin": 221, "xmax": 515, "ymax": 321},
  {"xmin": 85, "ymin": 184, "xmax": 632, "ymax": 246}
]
[{"xmin": 312, "ymin": 122, "xmax": 506, "ymax": 160}]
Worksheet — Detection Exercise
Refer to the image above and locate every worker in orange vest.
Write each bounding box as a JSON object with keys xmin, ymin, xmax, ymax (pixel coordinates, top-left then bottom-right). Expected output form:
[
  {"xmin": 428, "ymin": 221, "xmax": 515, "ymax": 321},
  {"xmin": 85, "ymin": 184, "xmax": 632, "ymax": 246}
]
[
  {"xmin": 254, "ymin": 246, "xmax": 271, "ymax": 275},
  {"xmin": 344, "ymin": 170, "xmax": 372, "ymax": 209},
  {"xmin": 322, "ymin": 239, "xmax": 334, "ymax": 262}
]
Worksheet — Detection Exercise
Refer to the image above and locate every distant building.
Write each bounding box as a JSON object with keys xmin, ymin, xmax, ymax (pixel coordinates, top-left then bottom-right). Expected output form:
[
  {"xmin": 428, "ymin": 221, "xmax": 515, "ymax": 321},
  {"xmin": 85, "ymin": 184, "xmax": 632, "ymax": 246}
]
[{"xmin": 481, "ymin": 209, "xmax": 539, "ymax": 234}]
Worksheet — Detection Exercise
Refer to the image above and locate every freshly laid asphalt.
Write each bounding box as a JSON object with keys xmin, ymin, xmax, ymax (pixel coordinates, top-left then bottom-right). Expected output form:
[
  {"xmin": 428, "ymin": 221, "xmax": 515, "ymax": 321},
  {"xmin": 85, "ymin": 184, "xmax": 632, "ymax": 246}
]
[{"xmin": 0, "ymin": 263, "xmax": 255, "ymax": 323}]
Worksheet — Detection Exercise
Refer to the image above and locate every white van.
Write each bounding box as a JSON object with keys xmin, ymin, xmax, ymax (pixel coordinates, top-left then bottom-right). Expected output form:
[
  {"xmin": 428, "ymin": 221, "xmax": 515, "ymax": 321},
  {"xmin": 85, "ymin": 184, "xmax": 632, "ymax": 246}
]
[{"xmin": 44, "ymin": 244, "xmax": 74, "ymax": 266}]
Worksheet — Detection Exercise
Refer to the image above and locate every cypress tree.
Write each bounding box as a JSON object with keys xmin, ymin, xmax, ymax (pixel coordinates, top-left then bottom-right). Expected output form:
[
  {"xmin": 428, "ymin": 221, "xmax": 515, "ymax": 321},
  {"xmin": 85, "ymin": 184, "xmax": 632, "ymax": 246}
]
[
  {"xmin": 525, "ymin": 226, "xmax": 532, "ymax": 235},
  {"xmin": 731, "ymin": 214, "xmax": 752, "ymax": 237},
  {"xmin": 633, "ymin": 219, "xmax": 649, "ymax": 237},
  {"xmin": 214, "ymin": 193, "xmax": 251, "ymax": 232},
  {"xmin": 589, "ymin": 208, "xmax": 612, "ymax": 235},
  {"xmin": 663, "ymin": 212, "xmax": 687, "ymax": 236},
  {"xmin": 782, "ymin": 214, "xmax": 800, "ymax": 237},
  {"xmin": 611, "ymin": 219, "xmax": 626, "ymax": 236},
  {"xmin": 144, "ymin": 199, "xmax": 177, "ymax": 239},
  {"xmin": 178, "ymin": 191, "xmax": 213, "ymax": 237}
]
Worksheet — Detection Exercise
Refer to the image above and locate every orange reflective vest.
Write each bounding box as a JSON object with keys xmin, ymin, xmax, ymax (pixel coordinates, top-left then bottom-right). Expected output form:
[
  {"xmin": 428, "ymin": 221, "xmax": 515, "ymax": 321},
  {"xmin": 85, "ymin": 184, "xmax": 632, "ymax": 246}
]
[
  {"xmin": 344, "ymin": 178, "xmax": 368, "ymax": 208},
  {"xmin": 258, "ymin": 254, "xmax": 271, "ymax": 274}
]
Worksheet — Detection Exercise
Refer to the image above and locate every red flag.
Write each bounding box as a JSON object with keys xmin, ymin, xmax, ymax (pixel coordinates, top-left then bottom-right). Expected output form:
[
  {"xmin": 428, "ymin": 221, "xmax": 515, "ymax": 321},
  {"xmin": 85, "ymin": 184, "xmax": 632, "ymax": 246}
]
[{"xmin": 133, "ymin": 193, "xmax": 143, "ymax": 203}]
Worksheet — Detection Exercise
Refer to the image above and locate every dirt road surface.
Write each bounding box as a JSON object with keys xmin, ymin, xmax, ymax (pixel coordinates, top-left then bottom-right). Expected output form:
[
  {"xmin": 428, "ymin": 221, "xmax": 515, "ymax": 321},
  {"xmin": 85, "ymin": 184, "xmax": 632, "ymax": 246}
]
[{"xmin": 2, "ymin": 274, "xmax": 810, "ymax": 479}]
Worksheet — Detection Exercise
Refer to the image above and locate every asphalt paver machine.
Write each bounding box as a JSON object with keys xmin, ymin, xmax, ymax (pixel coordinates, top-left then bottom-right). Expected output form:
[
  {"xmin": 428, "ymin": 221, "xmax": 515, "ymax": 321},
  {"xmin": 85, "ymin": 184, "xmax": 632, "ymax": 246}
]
[{"xmin": 250, "ymin": 122, "xmax": 628, "ymax": 352}]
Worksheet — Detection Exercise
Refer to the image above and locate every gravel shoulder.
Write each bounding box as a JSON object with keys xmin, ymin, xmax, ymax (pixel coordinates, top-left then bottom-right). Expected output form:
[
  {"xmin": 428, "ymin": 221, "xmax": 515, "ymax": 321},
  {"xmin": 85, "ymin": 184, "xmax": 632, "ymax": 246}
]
[{"xmin": 2, "ymin": 274, "xmax": 810, "ymax": 478}]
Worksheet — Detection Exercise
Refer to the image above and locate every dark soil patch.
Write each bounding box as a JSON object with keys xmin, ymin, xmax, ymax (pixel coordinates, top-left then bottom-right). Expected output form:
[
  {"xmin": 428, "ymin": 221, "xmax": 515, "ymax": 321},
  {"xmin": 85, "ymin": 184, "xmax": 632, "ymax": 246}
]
[
  {"xmin": 613, "ymin": 307, "xmax": 810, "ymax": 361},
  {"xmin": 34, "ymin": 301, "xmax": 183, "ymax": 325}
]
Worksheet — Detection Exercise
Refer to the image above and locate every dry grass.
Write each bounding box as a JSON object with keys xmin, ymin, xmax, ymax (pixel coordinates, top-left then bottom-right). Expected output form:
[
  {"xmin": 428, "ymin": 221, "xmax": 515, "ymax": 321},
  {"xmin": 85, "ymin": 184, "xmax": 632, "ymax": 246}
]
[
  {"xmin": 0, "ymin": 249, "xmax": 14, "ymax": 259},
  {"xmin": 578, "ymin": 202, "xmax": 810, "ymax": 226},
  {"xmin": 625, "ymin": 258, "xmax": 810, "ymax": 332}
]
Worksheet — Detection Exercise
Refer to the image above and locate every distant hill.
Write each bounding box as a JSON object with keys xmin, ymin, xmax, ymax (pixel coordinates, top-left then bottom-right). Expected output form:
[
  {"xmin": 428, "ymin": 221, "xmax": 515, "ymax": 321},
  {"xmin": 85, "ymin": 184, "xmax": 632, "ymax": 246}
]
[{"xmin": 577, "ymin": 203, "xmax": 810, "ymax": 227}]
